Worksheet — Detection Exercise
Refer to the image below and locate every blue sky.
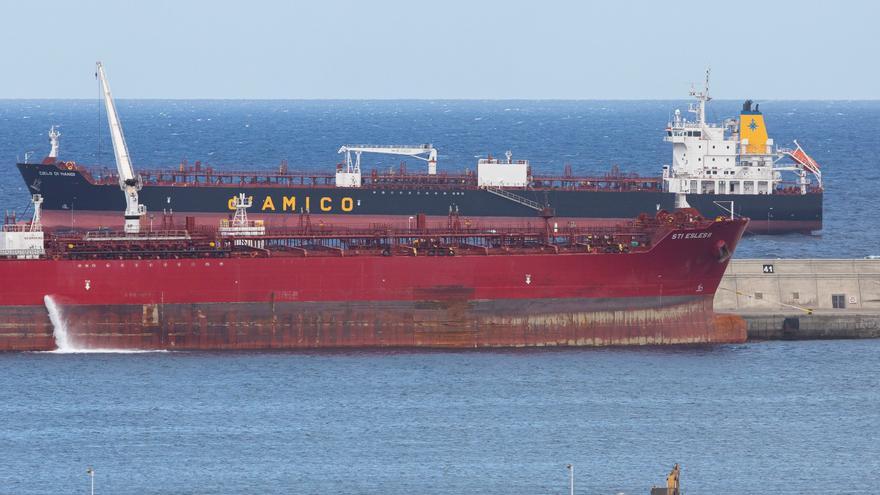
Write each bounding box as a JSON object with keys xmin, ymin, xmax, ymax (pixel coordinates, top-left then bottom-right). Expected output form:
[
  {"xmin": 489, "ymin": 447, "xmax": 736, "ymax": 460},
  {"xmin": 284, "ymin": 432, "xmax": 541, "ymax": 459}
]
[{"xmin": 1, "ymin": 0, "xmax": 876, "ymax": 99}]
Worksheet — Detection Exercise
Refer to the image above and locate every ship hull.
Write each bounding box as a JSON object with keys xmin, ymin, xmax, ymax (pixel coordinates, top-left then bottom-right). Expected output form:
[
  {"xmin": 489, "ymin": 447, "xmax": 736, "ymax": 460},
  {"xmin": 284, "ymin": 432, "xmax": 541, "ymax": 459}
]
[
  {"xmin": 18, "ymin": 163, "xmax": 821, "ymax": 234},
  {"xmin": 0, "ymin": 219, "xmax": 748, "ymax": 351},
  {"xmin": 2, "ymin": 296, "xmax": 745, "ymax": 351}
]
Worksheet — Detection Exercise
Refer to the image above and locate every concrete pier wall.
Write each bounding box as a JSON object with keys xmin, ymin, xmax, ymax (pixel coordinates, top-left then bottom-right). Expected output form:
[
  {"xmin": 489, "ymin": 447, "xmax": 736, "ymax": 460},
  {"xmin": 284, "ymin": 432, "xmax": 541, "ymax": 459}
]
[
  {"xmin": 716, "ymin": 259, "xmax": 880, "ymax": 311},
  {"xmin": 716, "ymin": 259, "xmax": 880, "ymax": 339},
  {"xmin": 742, "ymin": 311, "xmax": 880, "ymax": 340}
]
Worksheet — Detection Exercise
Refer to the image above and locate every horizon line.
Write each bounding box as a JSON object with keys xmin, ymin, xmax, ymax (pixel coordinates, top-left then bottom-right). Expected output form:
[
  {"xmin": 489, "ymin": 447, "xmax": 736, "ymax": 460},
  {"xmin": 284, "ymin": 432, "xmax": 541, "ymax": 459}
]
[{"xmin": 1, "ymin": 97, "xmax": 878, "ymax": 102}]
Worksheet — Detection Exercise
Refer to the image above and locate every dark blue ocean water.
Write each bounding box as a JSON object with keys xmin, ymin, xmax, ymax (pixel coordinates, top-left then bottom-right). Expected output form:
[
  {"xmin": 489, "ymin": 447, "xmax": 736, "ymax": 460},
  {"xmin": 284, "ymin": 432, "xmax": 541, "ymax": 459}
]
[
  {"xmin": 1, "ymin": 342, "xmax": 879, "ymax": 494},
  {"xmin": 1, "ymin": 100, "xmax": 878, "ymax": 258}
]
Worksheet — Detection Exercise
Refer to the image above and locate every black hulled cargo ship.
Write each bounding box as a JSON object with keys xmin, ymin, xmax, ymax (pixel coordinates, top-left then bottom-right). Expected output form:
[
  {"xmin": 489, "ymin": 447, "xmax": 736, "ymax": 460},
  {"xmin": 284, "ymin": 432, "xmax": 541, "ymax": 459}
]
[
  {"xmin": 15, "ymin": 79, "xmax": 823, "ymax": 234},
  {"xmin": 17, "ymin": 156, "xmax": 821, "ymax": 233}
]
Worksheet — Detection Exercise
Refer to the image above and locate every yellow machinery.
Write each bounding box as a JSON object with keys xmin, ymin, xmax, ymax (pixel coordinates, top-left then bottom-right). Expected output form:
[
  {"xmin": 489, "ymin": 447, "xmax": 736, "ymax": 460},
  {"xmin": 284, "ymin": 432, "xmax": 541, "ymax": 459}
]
[{"xmin": 650, "ymin": 463, "xmax": 680, "ymax": 495}]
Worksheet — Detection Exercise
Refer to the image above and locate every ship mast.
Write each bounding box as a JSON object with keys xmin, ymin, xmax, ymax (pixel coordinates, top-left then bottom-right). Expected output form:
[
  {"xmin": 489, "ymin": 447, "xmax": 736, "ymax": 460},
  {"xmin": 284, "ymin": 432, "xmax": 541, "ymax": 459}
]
[
  {"xmin": 29, "ymin": 194, "xmax": 43, "ymax": 232},
  {"xmin": 96, "ymin": 62, "xmax": 145, "ymax": 234},
  {"xmin": 688, "ymin": 67, "xmax": 711, "ymax": 126},
  {"xmin": 47, "ymin": 126, "xmax": 60, "ymax": 159}
]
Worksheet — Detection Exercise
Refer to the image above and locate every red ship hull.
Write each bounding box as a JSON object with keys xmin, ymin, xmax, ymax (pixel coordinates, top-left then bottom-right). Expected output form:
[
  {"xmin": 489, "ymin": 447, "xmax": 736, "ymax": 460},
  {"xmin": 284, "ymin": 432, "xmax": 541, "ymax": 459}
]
[{"xmin": 0, "ymin": 219, "xmax": 748, "ymax": 351}]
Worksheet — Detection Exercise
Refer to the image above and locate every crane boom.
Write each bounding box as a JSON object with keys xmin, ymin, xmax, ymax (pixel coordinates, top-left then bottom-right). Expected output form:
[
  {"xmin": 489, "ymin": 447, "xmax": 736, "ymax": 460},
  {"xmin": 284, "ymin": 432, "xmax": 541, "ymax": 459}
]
[
  {"xmin": 97, "ymin": 62, "xmax": 135, "ymax": 183},
  {"xmin": 96, "ymin": 61, "xmax": 145, "ymax": 234},
  {"xmin": 337, "ymin": 144, "xmax": 438, "ymax": 175}
]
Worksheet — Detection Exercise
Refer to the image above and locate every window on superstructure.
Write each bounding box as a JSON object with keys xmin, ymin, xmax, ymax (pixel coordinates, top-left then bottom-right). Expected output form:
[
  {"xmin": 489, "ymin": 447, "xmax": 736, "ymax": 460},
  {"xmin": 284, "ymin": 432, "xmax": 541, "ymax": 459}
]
[
  {"xmin": 701, "ymin": 181, "xmax": 715, "ymax": 194},
  {"xmin": 757, "ymin": 181, "xmax": 769, "ymax": 194}
]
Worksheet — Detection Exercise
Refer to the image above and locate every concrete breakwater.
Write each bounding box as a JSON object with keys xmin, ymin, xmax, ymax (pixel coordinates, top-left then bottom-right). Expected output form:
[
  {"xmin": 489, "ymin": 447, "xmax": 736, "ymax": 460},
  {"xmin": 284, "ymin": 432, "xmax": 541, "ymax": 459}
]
[{"xmin": 716, "ymin": 259, "xmax": 880, "ymax": 340}]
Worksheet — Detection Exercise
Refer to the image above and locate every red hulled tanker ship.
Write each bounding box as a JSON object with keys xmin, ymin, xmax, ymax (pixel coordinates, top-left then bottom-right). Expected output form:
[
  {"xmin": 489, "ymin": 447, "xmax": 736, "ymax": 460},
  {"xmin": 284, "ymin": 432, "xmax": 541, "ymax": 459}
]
[
  {"xmin": 0, "ymin": 64, "xmax": 750, "ymax": 351},
  {"xmin": 0, "ymin": 196, "xmax": 748, "ymax": 351}
]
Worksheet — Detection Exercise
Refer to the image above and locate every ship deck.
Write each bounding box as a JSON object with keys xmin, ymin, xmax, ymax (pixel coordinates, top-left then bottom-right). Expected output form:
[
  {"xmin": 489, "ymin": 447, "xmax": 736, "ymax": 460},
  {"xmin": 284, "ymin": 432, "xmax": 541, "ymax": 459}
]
[
  {"xmin": 50, "ymin": 160, "xmax": 822, "ymax": 195},
  {"xmin": 38, "ymin": 211, "xmax": 719, "ymax": 261},
  {"xmin": 67, "ymin": 161, "xmax": 667, "ymax": 192}
]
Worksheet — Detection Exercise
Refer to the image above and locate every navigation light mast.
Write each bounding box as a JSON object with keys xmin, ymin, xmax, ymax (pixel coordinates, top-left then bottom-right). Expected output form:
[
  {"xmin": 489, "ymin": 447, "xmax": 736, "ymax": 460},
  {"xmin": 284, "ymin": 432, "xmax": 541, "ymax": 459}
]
[
  {"xmin": 47, "ymin": 126, "xmax": 60, "ymax": 159},
  {"xmin": 688, "ymin": 67, "xmax": 711, "ymax": 125}
]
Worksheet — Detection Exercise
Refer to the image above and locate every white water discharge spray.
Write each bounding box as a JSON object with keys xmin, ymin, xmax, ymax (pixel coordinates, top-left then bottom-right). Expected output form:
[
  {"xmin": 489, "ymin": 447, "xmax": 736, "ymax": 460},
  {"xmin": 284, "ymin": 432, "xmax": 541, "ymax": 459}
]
[
  {"xmin": 43, "ymin": 295, "xmax": 166, "ymax": 354},
  {"xmin": 44, "ymin": 295, "xmax": 78, "ymax": 352}
]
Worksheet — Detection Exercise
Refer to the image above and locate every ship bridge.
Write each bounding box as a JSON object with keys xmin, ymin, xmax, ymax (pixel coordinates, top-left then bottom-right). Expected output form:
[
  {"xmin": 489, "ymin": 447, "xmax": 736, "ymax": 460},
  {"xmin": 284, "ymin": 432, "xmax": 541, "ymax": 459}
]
[{"xmin": 662, "ymin": 70, "xmax": 821, "ymax": 197}]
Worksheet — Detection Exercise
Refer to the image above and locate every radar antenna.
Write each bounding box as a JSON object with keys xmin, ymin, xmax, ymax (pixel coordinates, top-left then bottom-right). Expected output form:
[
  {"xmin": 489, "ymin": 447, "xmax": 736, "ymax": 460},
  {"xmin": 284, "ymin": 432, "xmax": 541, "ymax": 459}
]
[{"xmin": 688, "ymin": 67, "xmax": 711, "ymax": 125}]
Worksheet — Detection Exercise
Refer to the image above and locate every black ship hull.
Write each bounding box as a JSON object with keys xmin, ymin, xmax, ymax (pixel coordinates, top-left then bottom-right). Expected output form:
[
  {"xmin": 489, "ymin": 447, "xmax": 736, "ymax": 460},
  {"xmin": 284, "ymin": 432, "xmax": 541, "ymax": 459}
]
[{"xmin": 17, "ymin": 163, "xmax": 822, "ymax": 234}]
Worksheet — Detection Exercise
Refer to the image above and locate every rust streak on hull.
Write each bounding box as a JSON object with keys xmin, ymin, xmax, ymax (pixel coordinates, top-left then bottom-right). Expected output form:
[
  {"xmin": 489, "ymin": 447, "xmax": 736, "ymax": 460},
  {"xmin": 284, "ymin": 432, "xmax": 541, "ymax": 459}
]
[{"xmin": 0, "ymin": 296, "xmax": 746, "ymax": 351}]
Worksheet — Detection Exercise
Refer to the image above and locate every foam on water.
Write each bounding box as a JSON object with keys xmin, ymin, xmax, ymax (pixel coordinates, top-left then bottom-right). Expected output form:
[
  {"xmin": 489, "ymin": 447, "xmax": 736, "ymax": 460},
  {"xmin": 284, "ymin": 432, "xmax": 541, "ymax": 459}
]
[{"xmin": 42, "ymin": 295, "xmax": 167, "ymax": 354}]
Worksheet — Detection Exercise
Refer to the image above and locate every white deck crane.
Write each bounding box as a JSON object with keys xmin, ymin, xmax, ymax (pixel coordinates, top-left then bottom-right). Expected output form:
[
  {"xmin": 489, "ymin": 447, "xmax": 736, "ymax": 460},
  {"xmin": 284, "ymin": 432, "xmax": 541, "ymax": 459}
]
[
  {"xmin": 96, "ymin": 61, "xmax": 145, "ymax": 234},
  {"xmin": 335, "ymin": 144, "xmax": 438, "ymax": 187}
]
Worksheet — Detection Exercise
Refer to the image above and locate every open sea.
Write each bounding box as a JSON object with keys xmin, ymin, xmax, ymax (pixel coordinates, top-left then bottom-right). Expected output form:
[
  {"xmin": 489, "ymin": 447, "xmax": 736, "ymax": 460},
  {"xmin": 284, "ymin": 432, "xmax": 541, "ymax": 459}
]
[
  {"xmin": 0, "ymin": 100, "xmax": 878, "ymax": 494},
  {"xmin": 1, "ymin": 343, "xmax": 879, "ymax": 495}
]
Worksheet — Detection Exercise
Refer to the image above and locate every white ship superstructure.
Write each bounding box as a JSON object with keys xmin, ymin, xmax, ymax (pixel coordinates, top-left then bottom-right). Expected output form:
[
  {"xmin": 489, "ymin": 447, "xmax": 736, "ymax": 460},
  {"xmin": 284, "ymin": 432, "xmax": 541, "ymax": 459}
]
[
  {"xmin": 1, "ymin": 195, "xmax": 45, "ymax": 259},
  {"xmin": 662, "ymin": 71, "xmax": 822, "ymax": 198}
]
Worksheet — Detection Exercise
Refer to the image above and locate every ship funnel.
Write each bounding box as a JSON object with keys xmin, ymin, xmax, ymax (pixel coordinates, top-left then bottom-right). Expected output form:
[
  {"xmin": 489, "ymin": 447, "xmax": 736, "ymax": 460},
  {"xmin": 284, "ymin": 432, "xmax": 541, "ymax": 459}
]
[{"xmin": 740, "ymin": 99, "xmax": 769, "ymax": 154}]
